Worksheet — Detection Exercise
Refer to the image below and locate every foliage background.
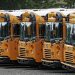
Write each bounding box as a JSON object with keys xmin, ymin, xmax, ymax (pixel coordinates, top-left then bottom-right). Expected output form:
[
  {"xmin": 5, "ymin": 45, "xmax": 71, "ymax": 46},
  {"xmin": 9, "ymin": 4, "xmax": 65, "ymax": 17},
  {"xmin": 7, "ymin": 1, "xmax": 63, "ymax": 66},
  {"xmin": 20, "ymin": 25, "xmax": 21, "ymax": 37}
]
[{"xmin": 0, "ymin": 0, "xmax": 75, "ymax": 10}]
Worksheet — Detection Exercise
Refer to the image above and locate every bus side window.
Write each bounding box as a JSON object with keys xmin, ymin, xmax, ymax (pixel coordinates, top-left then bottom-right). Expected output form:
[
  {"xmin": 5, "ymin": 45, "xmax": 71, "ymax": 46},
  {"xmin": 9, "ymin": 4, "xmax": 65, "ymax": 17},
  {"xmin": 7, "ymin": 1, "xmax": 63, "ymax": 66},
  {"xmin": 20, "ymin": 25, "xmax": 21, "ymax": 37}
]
[
  {"xmin": 13, "ymin": 24, "xmax": 20, "ymax": 35},
  {"xmin": 39, "ymin": 24, "xmax": 45, "ymax": 38},
  {"xmin": 58, "ymin": 22, "xmax": 63, "ymax": 38}
]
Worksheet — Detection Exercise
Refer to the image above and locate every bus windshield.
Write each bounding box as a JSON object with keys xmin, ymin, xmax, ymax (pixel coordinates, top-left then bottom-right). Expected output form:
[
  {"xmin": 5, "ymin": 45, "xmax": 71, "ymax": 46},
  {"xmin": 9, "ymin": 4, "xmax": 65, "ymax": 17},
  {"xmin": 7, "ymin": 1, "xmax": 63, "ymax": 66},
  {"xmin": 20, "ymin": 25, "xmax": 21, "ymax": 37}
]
[
  {"xmin": 0, "ymin": 22, "xmax": 9, "ymax": 40},
  {"xmin": 66, "ymin": 23, "xmax": 75, "ymax": 45},
  {"xmin": 20, "ymin": 22, "xmax": 34, "ymax": 40},
  {"xmin": 45, "ymin": 22, "xmax": 63, "ymax": 42}
]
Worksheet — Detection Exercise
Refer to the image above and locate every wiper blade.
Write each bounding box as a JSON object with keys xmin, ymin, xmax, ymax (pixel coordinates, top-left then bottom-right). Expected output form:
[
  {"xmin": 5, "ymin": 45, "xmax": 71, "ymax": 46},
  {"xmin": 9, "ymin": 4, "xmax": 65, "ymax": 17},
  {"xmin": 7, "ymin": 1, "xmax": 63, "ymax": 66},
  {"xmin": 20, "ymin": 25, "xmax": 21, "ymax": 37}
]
[
  {"xmin": 50, "ymin": 39, "xmax": 55, "ymax": 43},
  {"xmin": 0, "ymin": 37, "xmax": 4, "ymax": 41},
  {"xmin": 24, "ymin": 38, "xmax": 29, "ymax": 41},
  {"xmin": 55, "ymin": 38, "xmax": 62, "ymax": 40}
]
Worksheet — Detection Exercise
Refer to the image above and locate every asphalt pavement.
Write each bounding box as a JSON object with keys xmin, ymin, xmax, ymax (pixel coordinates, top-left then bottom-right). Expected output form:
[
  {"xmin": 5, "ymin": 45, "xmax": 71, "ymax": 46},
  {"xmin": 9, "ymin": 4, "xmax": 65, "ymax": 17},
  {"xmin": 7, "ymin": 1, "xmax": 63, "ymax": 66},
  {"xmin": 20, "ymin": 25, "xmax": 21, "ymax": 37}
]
[{"xmin": 0, "ymin": 64, "xmax": 74, "ymax": 75}]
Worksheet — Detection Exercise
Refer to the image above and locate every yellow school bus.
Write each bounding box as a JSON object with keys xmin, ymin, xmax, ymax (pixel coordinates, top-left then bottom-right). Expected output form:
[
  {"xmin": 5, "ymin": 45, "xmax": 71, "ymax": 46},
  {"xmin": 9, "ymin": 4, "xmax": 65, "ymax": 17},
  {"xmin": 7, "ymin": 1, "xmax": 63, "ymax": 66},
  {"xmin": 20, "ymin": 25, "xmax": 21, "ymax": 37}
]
[
  {"xmin": 42, "ymin": 12, "xmax": 66, "ymax": 68},
  {"xmin": 0, "ymin": 13, "xmax": 20, "ymax": 64},
  {"xmin": 17, "ymin": 12, "xmax": 45, "ymax": 66},
  {"xmin": 61, "ymin": 13, "xmax": 75, "ymax": 71}
]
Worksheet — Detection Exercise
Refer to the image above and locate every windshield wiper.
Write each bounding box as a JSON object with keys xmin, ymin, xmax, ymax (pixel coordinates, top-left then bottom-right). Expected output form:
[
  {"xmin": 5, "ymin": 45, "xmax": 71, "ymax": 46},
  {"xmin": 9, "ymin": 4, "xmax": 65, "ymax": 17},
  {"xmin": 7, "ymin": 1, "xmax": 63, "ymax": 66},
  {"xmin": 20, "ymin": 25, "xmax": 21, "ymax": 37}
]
[
  {"xmin": 50, "ymin": 39, "xmax": 55, "ymax": 43},
  {"xmin": 23, "ymin": 37, "xmax": 29, "ymax": 42},
  {"xmin": 65, "ymin": 41, "xmax": 72, "ymax": 45},
  {"xmin": 0, "ymin": 37, "xmax": 4, "ymax": 41},
  {"xmin": 55, "ymin": 38, "xmax": 62, "ymax": 40}
]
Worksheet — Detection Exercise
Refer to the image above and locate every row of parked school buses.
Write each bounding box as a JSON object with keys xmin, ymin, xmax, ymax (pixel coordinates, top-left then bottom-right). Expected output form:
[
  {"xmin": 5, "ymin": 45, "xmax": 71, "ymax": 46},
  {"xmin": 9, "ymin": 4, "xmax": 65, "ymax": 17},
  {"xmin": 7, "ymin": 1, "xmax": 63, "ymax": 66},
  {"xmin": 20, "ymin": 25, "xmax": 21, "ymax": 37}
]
[{"xmin": 0, "ymin": 10, "xmax": 75, "ymax": 71}]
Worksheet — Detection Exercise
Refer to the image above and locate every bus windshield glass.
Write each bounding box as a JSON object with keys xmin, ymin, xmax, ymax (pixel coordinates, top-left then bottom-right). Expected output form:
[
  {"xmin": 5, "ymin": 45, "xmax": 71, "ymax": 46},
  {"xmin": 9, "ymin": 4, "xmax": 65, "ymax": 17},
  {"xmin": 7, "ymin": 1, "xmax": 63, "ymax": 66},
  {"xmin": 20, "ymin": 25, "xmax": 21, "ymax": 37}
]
[
  {"xmin": 45, "ymin": 22, "xmax": 63, "ymax": 42},
  {"xmin": 66, "ymin": 23, "xmax": 75, "ymax": 45},
  {"xmin": 20, "ymin": 22, "xmax": 32, "ymax": 40},
  {"xmin": 0, "ymin": 22, "xmax": 9, "ymax": 40}
]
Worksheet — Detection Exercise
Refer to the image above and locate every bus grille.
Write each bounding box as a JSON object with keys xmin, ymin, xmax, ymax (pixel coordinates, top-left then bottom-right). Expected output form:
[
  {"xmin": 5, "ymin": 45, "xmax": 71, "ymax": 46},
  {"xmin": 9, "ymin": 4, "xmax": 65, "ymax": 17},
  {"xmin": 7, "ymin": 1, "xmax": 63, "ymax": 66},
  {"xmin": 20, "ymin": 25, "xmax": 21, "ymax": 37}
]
[
  {"xmin": 19, "ymin": 48, "xmax": 26, "ymax": 58},
  {"xmin": 65, "ymin": 52, "xmax": 73, "ymax": 63},
  {"xmin": 44, "ymin": 49, "xmax": 51, "ymax": 59},
  {"xmin": 0, "ymin": 49, "xmax": 4, "ymax": 55}
]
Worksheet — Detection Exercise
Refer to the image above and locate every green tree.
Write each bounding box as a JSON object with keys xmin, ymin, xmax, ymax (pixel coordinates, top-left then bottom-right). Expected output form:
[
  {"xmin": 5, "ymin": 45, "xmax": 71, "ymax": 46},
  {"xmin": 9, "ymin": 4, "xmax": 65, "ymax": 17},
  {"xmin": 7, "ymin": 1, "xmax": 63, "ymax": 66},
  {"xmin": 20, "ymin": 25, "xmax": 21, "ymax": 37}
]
[
  {"xmin": 64, "ymin": 0, "xmax": 75, "ymax": 8},
  {"xmin": 0, "ymin": 0, "xmax": 74, "ymax": 9}
]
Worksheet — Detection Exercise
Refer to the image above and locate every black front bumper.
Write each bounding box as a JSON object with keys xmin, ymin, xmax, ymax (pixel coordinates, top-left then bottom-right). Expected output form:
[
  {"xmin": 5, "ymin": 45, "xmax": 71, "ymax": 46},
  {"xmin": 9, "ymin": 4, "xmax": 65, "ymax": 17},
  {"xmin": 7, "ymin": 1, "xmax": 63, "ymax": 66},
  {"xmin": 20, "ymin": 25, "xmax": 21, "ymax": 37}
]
[
  {"xmin": 17, "ymin": 57, "xmax": 36, "ymax": 65},
  {"xmin": 61, "ymin": 62, "xmax": 75, "ymax": 69},
  {"xmin": 42, "ymin": 59, "xmax": 61, "ymax": 67},
  {"xmin": 0, "ymin": 56, "xmax": 10, "ymax": 64}
]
